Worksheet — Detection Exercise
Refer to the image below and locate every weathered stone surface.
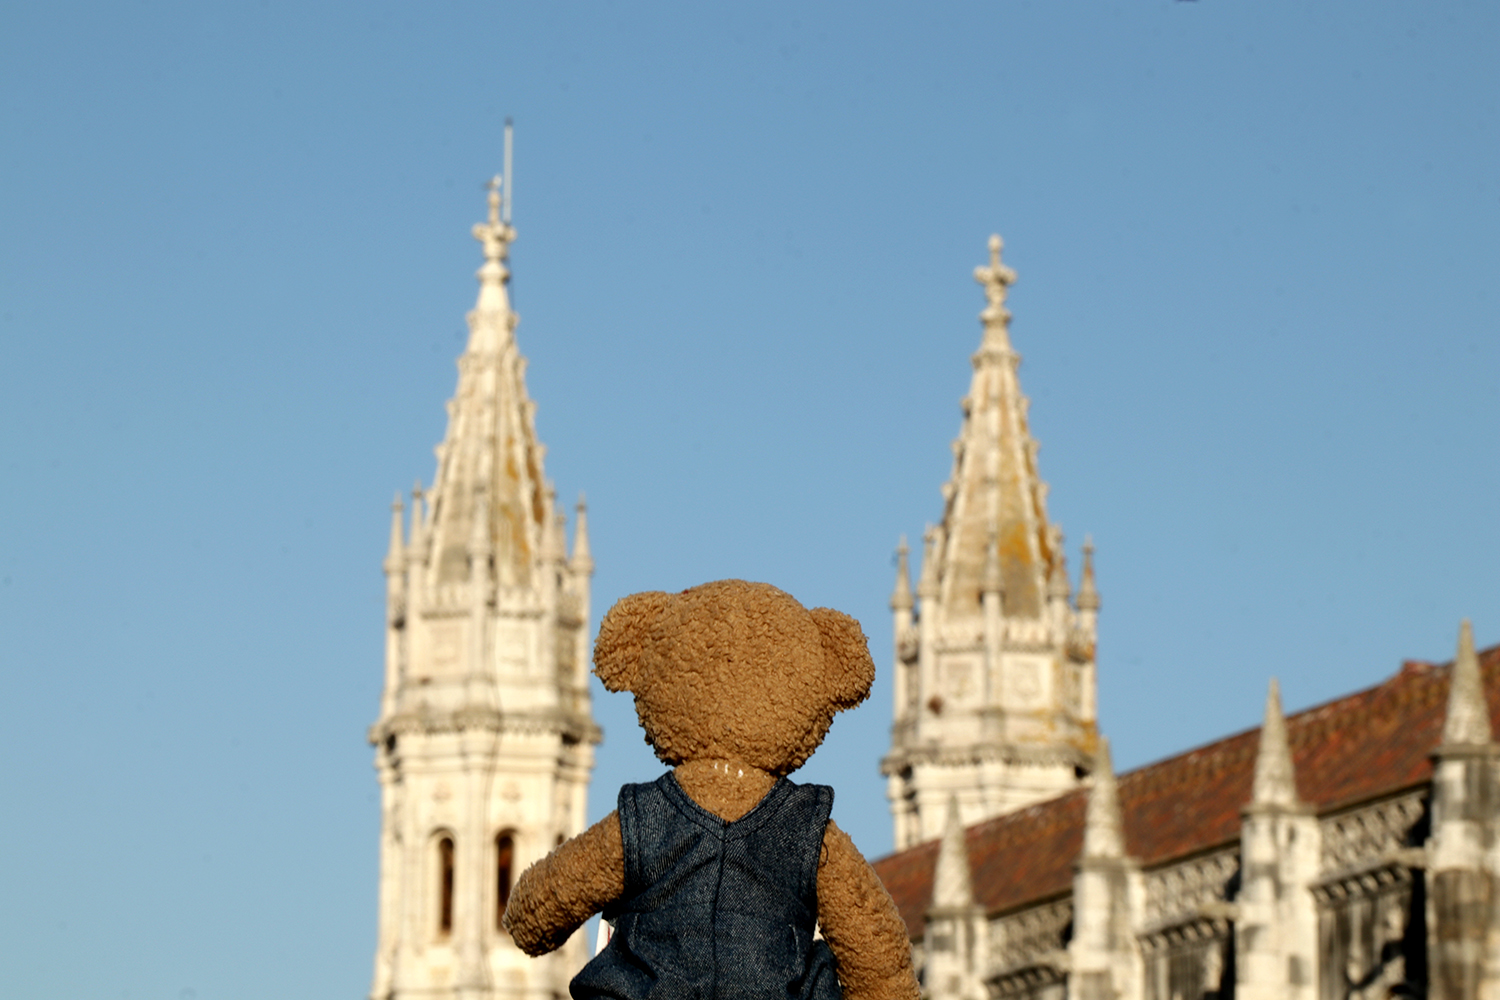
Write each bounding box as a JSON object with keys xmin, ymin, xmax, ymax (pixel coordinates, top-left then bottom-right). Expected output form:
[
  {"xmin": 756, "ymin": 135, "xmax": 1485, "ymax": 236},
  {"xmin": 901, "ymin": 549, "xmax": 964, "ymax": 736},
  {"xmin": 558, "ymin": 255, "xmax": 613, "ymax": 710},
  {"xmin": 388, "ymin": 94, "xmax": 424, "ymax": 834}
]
[
  {"xmin": 369, "ymin": 175, "xmax": 598, "ymax": 1000},
  {"xmin": 885, "ymin": 235, "xmax": 1099, "ymax": 853}
]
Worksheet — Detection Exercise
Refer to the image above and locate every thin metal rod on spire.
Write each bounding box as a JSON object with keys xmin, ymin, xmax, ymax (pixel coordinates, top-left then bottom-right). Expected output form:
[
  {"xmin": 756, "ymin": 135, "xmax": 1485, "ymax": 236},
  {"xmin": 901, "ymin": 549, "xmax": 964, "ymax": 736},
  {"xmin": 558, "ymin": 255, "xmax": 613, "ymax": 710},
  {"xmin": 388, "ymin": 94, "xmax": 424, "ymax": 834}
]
[{"xmin": 503, "ymin": 118, "xmax": 514, "ymax": 224}]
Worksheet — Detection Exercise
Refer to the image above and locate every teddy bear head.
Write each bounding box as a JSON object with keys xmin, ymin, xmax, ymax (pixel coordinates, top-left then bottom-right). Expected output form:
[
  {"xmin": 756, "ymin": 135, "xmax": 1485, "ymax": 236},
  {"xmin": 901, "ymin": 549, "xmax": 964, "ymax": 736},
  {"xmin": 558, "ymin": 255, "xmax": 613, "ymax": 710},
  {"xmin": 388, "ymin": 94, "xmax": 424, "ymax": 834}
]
[{"xmin": 592, "ymin": 579, "xmax": 875, "ymax": 776}]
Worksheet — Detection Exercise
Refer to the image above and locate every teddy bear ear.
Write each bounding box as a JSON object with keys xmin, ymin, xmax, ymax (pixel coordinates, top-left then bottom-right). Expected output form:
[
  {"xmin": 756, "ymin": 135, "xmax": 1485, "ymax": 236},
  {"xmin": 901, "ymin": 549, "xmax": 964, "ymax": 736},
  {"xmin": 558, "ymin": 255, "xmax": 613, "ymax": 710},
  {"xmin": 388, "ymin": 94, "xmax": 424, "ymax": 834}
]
[
  {"xmin": 808, "ymin": 607, "xmax": 875, "ymax": 711},
  {"xmin": 593, "ymin": 590, "xmax": 671, "ymax": 693}
]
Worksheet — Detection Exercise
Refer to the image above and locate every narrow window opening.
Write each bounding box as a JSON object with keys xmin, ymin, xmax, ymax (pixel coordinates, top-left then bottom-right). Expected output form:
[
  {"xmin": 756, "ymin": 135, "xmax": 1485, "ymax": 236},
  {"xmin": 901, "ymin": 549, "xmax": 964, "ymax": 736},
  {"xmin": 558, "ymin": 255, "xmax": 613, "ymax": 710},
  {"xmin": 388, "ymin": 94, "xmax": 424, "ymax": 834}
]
[
  {"xmin": 438, "ymin": 836, "xmax": 455, "ymax": 937},
  {"xmin": 495, "ymin": 832, "xmax": 515, "ymax": 930}
]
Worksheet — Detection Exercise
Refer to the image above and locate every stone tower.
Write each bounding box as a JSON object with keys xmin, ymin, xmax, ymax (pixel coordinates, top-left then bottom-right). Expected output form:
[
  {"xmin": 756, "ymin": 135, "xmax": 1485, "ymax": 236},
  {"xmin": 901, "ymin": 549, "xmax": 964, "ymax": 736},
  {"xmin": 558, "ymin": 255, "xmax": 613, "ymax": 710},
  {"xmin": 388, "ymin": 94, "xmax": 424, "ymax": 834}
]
[
  {"xmin": 884, "ymin": 235, "xmax": 1099, "ymax": 850},
  {"xmin": 368, "ymin": 177, "xmax": 599, "ymax": 1000}
]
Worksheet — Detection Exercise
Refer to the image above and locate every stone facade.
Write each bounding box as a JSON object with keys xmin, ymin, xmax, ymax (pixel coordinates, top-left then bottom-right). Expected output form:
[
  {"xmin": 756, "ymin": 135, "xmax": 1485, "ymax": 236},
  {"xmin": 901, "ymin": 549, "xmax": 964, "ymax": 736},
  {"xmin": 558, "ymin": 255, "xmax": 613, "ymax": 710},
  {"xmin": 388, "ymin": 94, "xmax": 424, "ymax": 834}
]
[
  {"xmin": 884, "ymin": 236, "xmax": 1100, "ymax": 852},
  {"xmin": 877, "ymin": 606, "xmax": 1494, "ymax": 1000},
  {"xmin": 368, "ymin": 178, "xmax": 599, "ymax": 1000},
  {"xmin": 876, "ymin": 238, "xmax": 1494, "ymax": 1000}
]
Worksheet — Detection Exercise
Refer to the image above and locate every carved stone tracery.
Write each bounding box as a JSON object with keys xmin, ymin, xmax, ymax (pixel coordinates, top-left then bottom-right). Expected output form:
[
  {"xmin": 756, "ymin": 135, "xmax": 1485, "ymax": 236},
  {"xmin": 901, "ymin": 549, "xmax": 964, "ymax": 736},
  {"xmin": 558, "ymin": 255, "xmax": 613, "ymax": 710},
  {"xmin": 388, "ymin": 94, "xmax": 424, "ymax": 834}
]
[
  {"xmin": 1143, "ymin": 848, "xmax": 1239, "ymax": 930},
  {"xmin": 1319, "ymin": 791, "xmax": 1427, "ymax": 875}
]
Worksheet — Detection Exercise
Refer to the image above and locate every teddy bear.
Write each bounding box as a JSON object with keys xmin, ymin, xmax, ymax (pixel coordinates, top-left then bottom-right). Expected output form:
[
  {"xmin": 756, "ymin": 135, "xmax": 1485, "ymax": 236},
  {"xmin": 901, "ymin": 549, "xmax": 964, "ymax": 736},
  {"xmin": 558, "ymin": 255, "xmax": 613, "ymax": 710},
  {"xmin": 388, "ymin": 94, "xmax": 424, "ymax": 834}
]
[{"xmin": 502, "ymin": 579, "xmax": 920, "ymax": 1000}]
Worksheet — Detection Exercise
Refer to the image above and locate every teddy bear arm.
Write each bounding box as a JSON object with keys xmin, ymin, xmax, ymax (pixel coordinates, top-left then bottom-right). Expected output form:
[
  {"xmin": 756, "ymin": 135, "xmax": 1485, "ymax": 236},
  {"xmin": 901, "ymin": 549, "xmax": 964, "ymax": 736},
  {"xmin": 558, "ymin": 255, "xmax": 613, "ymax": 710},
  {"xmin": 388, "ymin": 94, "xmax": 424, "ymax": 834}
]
[
  {"xmin": 502, "ymin": 810, "xmax": 626, "ymax": 957},
  {"xmin": 816, "ymin": 819, "xmax": 921, "ymax": 1000}
]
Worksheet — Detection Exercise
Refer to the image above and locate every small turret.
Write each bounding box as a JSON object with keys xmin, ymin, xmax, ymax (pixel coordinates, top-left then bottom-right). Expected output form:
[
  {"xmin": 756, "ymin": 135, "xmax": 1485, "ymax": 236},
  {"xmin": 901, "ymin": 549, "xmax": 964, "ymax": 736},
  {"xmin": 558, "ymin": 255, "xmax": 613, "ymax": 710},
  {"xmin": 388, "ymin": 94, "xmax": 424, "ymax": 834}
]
[
  {"xmin": 1047, "ymin": 531, "xmax": 1070, "ymax": 602},
  {"xmin": 380, "ymin": 493, "xmax": 408, "ymax": 722},
  {"xmin": 1046, "ymin": 528, "xmax": 1070, "ymax": 634},
  {"xmin": 917, "ymin": 526, "xmax": 940, "ymax": 601},
  {"xmin": 1070, "ymin": 735, "xmax": 1143, "ymax": 1000},
  {"xmin": 385, "ymin": 493, "xmax": 406, "ymax": 576},
  {"xmin": 1250, "ymin": 678, "xmax": 1301, "ymax": 809},
  {"xmin": 569, "ymin": 493, "xmax": 594, "ymax": 578},
  {"xmin": 1428, "ymin": 619, "xmax": 1500, "ymax": 999},
  {"xmin": 541, "ymin": 486, "xmax": 566, "ymax": 565},
  {"xmin": 1237, "ymin": 678, "xmax": 1319, "ymax": 1000},
  {"xmin": 932, "ymin": 796, "xmax": 975, "ymax": 909},
  {"xmin": 1076, "ymin": 536, "xmax": 1100, "ymax": 612},
  {"xmin": 1082, "ymin": 737, "xmax": 1125, "ymax": 860},
  {"xmin": 924, "ymin": 796, "xmax": 986, "ymax": 1000},
  {"xmin": 407, "ymin": 481, "xmax": 427, "ymax": 567},
  {"xmin": 891, "ymin": 535, "xmax": 914, "ymax": 615},
  {"xmin": 1441, "ymin": 618, "xmax": 1490, "ymax": 748}
]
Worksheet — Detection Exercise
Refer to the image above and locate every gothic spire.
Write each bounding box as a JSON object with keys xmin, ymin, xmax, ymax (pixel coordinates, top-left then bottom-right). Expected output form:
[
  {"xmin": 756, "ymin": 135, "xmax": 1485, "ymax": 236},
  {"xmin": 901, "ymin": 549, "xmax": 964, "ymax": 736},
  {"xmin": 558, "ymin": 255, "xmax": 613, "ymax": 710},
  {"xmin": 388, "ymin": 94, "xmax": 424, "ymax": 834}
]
[
  {"xmin": 422, "ymin": 175, "xmax": 552, "ymax": 591},
  {"xmin": 542, "ymin": 485, "xmax": 566, "ymax": 564},
  {"xmin": 1442, "ymin": 619, "xmax": 1491, "ymax": 747},
  {"xmin": 930, "ymin": 234, "xmax": 1059, "ymax": 622},
  {"xmin": 1082, "ymin": 737, "xmax": 1125, "ymax": 859},
  {"xmin": 931, "ymin": 796, "xmax": 975, "ymax": 909},
  {"xmin": 1076, "ymin": 536, "xmax": 1100, "ymax": 612},
  {"xmin": 1047, "ymin": 528, "xmax": 1070, "ymax": 602},
  {"xmin": 1251, "ymin": 677, "xmax": 1301, "ymax": 808},
  {"xmin": 570, "ymin": 493, "xmax": 594, "ymax": 577},
  {"xmin": 891, "ymin": 536, "xmax": 914, "ymax": 612},
  {"xmin": 385, "ymin": 493, "xmax": 405, "ymax": 574},
  {"xmin": 917, "ymin": 526, "xmax": 940, "ymax": 600}
]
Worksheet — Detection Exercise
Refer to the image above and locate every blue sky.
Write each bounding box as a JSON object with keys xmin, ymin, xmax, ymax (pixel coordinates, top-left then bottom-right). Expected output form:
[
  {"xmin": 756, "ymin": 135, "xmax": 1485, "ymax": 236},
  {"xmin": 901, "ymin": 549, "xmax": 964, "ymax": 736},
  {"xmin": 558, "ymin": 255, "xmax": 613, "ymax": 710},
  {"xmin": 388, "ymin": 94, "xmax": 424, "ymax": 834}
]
[{"xmin": 2, "ymin": 2, "xmax": 1496, "ymax": 997}]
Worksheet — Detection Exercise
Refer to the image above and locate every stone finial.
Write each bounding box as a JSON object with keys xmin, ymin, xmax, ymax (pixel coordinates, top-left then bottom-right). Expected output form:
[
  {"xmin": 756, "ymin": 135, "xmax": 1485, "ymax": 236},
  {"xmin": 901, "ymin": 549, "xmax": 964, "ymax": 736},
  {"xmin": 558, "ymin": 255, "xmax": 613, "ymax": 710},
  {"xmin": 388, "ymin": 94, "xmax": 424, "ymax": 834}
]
[
  {"xmin": 1442, "ymin": 619, "xmax": 1491, "ymax": 747},
  {"xmin": 891, "ymin": 536, "xmax": 914, "ymax": 611},
  {"xmin": 1250, "ymin": 678, "xmax": 1301, "ymax": 808},
  {"xmin": 1082, "ymin": 737, "xmax": 1125, "ymax": 860},
  {"xmin": 471, "ymin": 176, "xmax": 518, "ymax": 311},
  {"xmin": 918, "ymin": 525, "xmax": 940, "ymax": 599},
  {"xmin": 569, "ymin": 493, "xmax": 594, "ymax": 576},
  {"xmin": 931, "ymin": 796, "xmax": 975, "ymax": 909},
  {"xmin": 1076, "ymin": 536, "xmax": 1100, "ymax": 612},
  {"xmin": 473, "ymin": 175, "xmax": 515, "ymax": 264},
  {"xmin": 541, "ymin": 485, "xmax": 565, "ymax": 563},
  {"xmin": 974, "ymin": 234, "xmax": 1018, "ymax": 329},
  {"xmin": 408, "ymin": 481, "xmax": 427, "ymax": 553},
  {"xmin": 385, "ymin": 492, "xmax": 406, "ymax": 572},
  {"xmin": 1047, "ymin": 528, "xmax": 1071, "ymax": 601}
]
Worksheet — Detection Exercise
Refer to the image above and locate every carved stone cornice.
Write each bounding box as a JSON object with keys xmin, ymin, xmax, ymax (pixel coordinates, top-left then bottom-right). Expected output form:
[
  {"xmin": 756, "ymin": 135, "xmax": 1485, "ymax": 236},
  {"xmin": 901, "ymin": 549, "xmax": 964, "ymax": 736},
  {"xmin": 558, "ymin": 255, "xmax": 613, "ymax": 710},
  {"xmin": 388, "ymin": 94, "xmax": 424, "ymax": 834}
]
[
  {"xmin": 371, "ymin": 706, "xmax": 601, "ymax": 744},
  {"xmin": 882, "ymin": 741, "xmax": 1091, "ymax": 776},
  {"xmin": 1310, "ymin": 859, "xmax": 1413, "ymax": 905},
  {"xmin": 988, "ymin": 963, "xmax": 1066, "ymax": 1000},
  {"xmin": 988, "ymin": 898, "xmax": 1073, "ymax": 978},
  {"xmin": 1143, "ymin": 847, "xmax": 1239, "ymax": 930},
  {"xmin": 1319, "ymin": 790, "xmax": 1427, "ymax": 876}
]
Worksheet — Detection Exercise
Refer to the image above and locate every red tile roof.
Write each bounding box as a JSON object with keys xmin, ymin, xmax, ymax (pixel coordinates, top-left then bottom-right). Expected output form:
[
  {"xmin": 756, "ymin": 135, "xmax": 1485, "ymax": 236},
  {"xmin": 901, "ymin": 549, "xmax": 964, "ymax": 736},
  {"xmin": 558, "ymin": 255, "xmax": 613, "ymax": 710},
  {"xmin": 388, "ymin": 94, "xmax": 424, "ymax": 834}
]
[{"xmin": 872, "ymin": 642, "xmax": 1500, "ymax": 938}]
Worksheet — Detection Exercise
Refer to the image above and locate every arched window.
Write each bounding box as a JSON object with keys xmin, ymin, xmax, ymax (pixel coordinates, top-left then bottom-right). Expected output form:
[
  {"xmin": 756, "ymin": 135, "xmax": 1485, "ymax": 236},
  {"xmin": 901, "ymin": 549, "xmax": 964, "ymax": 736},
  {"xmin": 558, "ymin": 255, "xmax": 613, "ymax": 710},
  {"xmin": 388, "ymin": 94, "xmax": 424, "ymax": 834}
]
[
  {"xmin": 437, "ymin": 836, "xmax": 455, "ymax": 937},
  {"xmin": 495, "ymin": 832, "xmax": 515, "ymax": 930}
]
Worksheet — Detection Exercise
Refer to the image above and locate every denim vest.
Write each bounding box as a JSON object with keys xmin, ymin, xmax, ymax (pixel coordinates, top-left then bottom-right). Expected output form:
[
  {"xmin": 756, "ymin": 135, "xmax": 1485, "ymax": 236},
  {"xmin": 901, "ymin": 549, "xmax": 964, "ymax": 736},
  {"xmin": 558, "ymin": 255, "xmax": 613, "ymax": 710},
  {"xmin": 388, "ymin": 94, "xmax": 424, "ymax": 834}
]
[{"xmin": 571, "ymin": 772, "xmax": 843, "ymax": 1000}]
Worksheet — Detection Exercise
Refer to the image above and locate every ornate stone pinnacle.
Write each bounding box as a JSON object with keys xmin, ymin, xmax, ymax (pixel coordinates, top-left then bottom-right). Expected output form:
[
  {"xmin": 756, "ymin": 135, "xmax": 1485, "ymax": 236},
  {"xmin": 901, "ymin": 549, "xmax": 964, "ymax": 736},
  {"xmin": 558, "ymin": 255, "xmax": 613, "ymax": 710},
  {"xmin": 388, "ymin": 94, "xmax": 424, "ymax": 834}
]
[
  {"xmin": 974, "ymin": 233, "xmax": 1018, "ymax": 326},
  {"xmin": 1251, "ymin": 677, "xmax": 1301, "ymax": 808},
  {"xmin": 1442, "ymin": 618, "xmax": 1491, "ymax": 747},
  {"xmin": 931, "ymin": 796, "xmax": 975, "ymax": 908},
  {"xmin": 1082, "ymin": 736, "xmax": 1125, "ymax": 859},
  {"xmin": 473, "ymin": 175, "xmax": 516, "ymax": 270}
]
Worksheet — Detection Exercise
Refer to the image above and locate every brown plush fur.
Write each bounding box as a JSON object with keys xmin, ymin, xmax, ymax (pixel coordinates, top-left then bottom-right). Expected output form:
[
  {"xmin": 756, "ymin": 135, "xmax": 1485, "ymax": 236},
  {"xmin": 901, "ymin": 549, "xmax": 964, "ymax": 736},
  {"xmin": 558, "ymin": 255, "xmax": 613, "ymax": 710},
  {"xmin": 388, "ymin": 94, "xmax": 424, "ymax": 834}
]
[{"xmin": 504, "ymin": 580, "xmax": 919, "ymax": 1000}]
